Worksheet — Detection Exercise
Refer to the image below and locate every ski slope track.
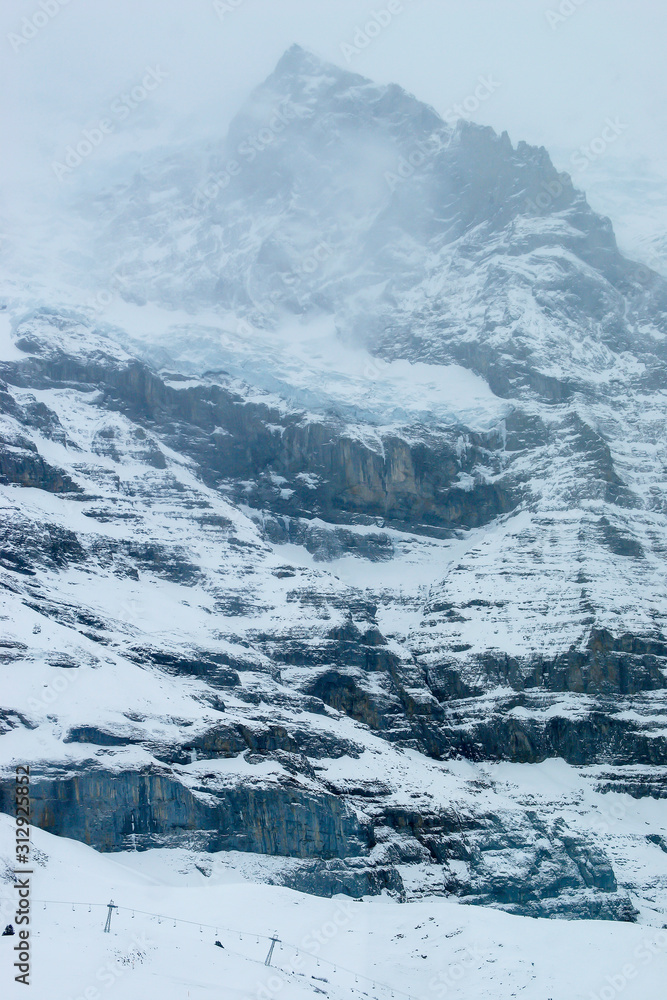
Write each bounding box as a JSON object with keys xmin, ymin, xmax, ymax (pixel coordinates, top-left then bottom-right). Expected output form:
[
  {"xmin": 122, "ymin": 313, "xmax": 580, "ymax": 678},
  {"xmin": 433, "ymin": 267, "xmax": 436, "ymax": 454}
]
[{"xmin": 1, "ymin": 44, "xmax": 667, "ymax": 996}]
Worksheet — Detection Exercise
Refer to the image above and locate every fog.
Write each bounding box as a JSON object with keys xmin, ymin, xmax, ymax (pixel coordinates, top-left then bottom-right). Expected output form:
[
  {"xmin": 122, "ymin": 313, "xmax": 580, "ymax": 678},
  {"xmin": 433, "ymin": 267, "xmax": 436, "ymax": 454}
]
[{"xmin": 1, "ymin": 1, "xmax": 665, "ymax": 188}]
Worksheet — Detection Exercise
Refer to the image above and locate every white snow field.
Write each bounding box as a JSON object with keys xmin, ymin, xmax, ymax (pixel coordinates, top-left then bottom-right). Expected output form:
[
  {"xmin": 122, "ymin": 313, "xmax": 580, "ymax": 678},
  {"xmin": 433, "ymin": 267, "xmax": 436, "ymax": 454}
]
[
  {"xmin": 2, "ymin": 40, "xmax": 667, "ymax": 1000},
  {"xmin": 1, "ymin": 814, "xmax": 666, "ymax": 1000}
]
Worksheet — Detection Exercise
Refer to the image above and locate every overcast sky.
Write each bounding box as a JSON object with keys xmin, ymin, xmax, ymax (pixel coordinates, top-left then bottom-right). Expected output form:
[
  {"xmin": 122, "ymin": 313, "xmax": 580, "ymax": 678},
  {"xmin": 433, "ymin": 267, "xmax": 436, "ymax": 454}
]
[{"xmin": 1, "ymin": 0, "xmax": 665, "ymax": 247}]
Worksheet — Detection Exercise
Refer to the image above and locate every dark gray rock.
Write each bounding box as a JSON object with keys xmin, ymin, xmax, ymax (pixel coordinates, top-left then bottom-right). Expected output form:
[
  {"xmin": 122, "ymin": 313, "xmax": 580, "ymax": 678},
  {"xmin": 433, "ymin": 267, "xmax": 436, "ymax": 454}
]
[{"xmin": 1, "ymin": 767, "xmax": 372, "ymax": 858}]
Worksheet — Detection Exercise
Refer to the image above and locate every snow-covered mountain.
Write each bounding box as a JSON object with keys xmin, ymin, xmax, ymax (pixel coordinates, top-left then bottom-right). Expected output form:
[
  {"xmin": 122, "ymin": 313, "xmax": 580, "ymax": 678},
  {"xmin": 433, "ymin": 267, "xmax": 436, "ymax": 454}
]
[
  {"xmin": 1, "ymin": 45, "xmax": 667, "ymax": 943},
  {"xmin": 5, "ymin": 814, "xmax": 667, "ymax": 1000}
]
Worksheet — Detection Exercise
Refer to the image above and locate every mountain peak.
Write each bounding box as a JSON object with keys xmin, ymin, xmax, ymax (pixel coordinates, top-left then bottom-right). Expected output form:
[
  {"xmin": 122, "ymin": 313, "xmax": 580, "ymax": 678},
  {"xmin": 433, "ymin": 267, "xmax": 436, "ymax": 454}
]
[
  {"xmin": 273, "ymin": 43, "xmax": 322, "ymax": 75},
  {"xmin": 272, "ymin": 43, "xmax": 352, "ymax": 79},
  {"xmin": 265, "ymin": 42, "xmax": 371, "ymax": 98},
  {"xmin": 241, "ymin": 43, "xmax": 442, "ymax": 150}
]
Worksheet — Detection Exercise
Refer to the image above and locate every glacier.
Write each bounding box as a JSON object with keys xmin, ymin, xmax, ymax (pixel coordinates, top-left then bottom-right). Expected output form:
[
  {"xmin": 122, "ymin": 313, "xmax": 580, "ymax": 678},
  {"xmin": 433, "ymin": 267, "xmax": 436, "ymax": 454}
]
[{"xmin": 1, "ymin": 45, "xmax": 667, "ymax": 999}]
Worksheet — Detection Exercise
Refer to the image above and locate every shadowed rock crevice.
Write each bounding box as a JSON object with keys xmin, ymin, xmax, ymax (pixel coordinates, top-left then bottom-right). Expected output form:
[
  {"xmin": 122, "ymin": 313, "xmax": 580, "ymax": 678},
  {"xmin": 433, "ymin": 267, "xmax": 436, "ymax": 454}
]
[{"xmin": 2, "ymin": 47, "xmax": 667, "ymax": 924}]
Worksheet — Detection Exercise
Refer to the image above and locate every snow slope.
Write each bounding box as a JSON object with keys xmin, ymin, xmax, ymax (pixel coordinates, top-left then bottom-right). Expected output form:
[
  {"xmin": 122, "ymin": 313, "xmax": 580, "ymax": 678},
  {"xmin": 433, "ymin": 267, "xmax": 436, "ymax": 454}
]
[
  {"xmin": 1, "ymin": 43, "xmax": 667, "ymax": 1000},
  {"xmin": 1, "ymin": 815, "xmax": 666, "ymax": 1000}
]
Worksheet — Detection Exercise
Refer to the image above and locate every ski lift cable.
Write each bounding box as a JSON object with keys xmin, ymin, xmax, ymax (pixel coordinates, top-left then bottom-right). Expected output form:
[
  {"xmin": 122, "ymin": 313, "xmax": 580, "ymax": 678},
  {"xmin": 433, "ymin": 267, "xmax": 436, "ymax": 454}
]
[{"xmin": 32, "ymin": 899, "xmax": 417, "ymax": 999}]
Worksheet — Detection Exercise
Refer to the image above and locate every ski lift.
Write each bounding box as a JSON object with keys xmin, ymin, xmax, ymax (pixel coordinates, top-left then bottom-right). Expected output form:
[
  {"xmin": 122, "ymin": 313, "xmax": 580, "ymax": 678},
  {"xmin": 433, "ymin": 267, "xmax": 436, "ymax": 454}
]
[
  {"xmin": 173, "ymin": 919, "xmax": 177, "ymax": 928},
  {"xmin": 88, "ymin": 905, "xmax": 92, "ymax": 914}
]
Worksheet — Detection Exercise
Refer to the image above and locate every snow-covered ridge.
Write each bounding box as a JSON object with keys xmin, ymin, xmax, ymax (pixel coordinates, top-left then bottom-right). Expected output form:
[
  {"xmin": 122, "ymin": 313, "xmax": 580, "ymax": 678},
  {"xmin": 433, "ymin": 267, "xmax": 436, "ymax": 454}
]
[{"xmin": 1, "ymin": 46, "xmax": 667, "ymax": 952}]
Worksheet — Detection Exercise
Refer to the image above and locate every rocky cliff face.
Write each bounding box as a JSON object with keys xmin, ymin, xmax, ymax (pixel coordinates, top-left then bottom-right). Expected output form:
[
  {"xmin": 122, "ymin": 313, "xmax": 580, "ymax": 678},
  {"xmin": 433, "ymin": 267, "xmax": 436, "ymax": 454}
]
[{"xmin": 1, "ymin": 47, "xmax": 666, "ymax": 924}]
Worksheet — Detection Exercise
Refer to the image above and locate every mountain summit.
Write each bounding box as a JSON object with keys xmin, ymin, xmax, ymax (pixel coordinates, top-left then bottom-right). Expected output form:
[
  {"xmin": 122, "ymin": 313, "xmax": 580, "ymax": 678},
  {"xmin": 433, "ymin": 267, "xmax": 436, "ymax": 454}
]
[
  {"xmin": 0, "ymin": 47, "xmax": 666, "ymax": 924},
  {"xmin": 82, "ymin": 47, "xmax": 665, "ymax": 378}
]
